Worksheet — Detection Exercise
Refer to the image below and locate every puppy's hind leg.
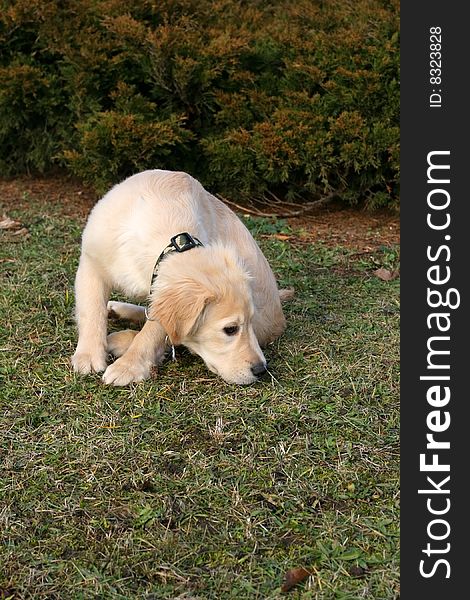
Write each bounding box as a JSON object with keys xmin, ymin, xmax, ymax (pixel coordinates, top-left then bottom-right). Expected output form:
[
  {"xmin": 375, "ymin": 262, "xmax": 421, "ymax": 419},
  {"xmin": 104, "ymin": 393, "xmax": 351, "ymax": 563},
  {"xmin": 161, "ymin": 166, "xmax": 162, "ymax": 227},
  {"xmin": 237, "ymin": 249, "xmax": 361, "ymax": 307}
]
[
  {"xmin": 279, "ymin": 288, "xmax": 295, "ymax": 302},
  {"xmin": 107, "ymin": 329, "xmax": 138, "ymax": 358},
  {"xmin": 102, "ymin": 319, "xmax": 167, "ymax": 386},
  {"xmin": 107, "ymin": 301, "xmax": 146, "ymax": 325},
  {"xmin": 72, "ymin": 255, "xmax": 110, "ymax": 374}
]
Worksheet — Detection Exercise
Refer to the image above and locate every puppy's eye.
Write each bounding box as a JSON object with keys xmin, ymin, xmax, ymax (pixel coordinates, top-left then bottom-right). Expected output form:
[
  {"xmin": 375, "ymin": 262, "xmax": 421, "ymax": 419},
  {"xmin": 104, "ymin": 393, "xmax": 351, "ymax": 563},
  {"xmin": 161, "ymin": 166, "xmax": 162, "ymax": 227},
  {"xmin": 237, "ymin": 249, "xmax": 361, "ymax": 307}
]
[{"xmin": 223, "ymin": 325, "xmax": 239, "ymax": 336}]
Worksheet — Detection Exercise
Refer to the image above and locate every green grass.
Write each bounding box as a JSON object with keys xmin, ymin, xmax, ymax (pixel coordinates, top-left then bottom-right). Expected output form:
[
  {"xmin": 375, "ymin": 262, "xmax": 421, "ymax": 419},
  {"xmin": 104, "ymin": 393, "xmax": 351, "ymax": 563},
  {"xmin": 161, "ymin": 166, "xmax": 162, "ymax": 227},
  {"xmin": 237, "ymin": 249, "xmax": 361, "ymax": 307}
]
[{"xmin": 0, "ymin": 201, "xmax": 399, "ymax": 599}]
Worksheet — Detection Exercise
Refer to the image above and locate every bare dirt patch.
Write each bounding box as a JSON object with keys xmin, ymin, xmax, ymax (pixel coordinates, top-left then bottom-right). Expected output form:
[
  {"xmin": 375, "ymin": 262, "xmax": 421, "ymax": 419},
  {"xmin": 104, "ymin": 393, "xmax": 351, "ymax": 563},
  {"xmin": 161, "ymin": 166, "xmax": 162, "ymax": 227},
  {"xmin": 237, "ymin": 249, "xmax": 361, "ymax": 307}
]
[
  {"xmin": 0, "ymin": 176, "xmax": 399, "ymax": 251},
  {"xmin": 287, "ymin": 203, "xmax": 399, "ymax": 251},
  {"xmin": 0, "ymin": 175, "xmax": 97, "ymax": 219}
]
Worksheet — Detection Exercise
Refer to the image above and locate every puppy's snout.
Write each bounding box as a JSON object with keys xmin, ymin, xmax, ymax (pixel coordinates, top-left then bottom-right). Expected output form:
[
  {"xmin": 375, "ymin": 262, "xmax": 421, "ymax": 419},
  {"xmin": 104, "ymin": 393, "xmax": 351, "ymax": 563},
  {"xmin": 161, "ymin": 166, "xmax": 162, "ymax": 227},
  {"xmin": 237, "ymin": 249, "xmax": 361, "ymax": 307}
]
[{"xmin": 251, "ymin": 362, "xmax": 268, "ymax": 377}]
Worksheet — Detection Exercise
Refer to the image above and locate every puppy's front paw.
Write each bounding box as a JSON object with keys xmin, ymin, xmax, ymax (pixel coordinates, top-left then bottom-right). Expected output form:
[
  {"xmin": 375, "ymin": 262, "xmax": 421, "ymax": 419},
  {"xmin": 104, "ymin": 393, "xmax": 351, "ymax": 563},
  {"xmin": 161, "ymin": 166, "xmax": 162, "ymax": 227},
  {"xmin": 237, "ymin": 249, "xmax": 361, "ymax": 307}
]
[
  {"xmin": 102, "ymin": 356, "xmax": 151, "ymax": 386},
  {"xmin": 72, "ymin": 350, "xmax": 108, "ymax": 374}
]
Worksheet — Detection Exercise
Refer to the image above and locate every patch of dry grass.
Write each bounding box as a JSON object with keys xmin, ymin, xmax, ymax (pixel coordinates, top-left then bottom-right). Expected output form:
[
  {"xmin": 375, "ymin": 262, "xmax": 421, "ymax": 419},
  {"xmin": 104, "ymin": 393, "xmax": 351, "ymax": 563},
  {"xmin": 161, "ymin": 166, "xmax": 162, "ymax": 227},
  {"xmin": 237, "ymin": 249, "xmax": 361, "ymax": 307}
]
[{"xmin": 0, "ymin": 195, "xmax": 399, "ymax": 598}]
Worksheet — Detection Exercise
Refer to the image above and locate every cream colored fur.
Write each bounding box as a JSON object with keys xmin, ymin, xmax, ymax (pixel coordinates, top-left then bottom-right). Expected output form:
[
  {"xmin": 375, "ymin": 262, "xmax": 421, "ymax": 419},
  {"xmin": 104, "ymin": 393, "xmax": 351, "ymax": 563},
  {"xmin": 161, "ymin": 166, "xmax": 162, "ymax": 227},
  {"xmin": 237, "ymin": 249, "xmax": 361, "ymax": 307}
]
[{"xmin": 71, "ymin": 169, "xmax": 291, "ymax": 385}]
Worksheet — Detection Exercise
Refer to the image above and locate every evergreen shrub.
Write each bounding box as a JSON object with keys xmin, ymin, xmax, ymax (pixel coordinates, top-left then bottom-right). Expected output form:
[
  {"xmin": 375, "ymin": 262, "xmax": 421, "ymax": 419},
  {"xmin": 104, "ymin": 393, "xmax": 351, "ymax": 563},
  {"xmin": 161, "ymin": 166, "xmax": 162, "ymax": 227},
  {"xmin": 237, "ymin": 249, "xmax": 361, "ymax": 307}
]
[{"xmin": 0, "ymin": 0, "xmax": 399, "ymax": 207}]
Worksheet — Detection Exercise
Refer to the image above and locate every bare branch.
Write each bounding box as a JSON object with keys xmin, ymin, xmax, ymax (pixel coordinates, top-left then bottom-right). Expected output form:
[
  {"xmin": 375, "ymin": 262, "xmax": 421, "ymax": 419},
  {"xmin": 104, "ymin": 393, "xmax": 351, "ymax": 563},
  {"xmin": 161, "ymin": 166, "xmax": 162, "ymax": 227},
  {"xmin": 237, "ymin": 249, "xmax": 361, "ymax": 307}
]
[{"xmin": 217, "ymin": 191, "xmax": 340, "ymax": 218}]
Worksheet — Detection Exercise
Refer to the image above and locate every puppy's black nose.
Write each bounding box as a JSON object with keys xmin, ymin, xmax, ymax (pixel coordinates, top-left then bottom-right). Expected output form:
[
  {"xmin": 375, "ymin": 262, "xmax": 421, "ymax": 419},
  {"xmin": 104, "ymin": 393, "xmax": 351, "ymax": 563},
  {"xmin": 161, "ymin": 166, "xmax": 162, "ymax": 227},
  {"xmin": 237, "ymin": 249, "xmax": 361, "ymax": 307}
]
[{"xmin": 251, "ymin": 362, "xmax": 268, "ymax": 377}]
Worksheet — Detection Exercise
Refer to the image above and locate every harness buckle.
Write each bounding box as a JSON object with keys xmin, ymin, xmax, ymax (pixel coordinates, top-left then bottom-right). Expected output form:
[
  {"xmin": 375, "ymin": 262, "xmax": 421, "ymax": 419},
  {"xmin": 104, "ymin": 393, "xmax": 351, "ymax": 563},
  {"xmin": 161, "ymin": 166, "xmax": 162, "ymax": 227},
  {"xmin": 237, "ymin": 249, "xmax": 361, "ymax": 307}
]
[{"xmin": 170, "ymin": 233, "xmax": 200, "ymax": 253}]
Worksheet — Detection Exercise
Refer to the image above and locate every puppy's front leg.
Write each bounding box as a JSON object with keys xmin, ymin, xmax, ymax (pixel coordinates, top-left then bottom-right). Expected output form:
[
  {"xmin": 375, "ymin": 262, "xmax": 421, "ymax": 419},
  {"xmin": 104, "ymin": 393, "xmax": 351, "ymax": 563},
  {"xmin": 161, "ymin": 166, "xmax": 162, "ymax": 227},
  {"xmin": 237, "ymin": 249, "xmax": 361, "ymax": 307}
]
[
  {"xmin": 72, "ymin": 255, "xmax": 110, "ymax": 374},
  {"xmin": 102, "ymin": 319, "xmax": 167, "ymax": 386}
]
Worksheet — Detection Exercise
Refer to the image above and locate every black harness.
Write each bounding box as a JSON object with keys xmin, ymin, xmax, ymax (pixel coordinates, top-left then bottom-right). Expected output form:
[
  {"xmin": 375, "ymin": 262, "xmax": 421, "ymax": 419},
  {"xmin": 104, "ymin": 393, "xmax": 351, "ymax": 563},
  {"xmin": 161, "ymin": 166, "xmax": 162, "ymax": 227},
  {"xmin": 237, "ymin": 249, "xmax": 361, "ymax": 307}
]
[
  {"xmin": 145, "ymin": 232, "xmax": 204, "ymax": 357},
  {"xmin": 149, "ymin": 232, "xmax": 204, "ymax": 291}
]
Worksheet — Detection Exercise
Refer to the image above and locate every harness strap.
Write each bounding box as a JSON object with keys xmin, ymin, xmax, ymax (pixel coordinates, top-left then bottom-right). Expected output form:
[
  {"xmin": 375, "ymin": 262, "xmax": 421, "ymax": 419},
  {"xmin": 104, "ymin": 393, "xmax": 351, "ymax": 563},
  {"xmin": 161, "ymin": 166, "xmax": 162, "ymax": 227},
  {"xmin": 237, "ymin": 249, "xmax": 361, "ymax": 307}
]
[{"xmin": 149, "ymin": 232, "xmax": 204, "ymax": 290}]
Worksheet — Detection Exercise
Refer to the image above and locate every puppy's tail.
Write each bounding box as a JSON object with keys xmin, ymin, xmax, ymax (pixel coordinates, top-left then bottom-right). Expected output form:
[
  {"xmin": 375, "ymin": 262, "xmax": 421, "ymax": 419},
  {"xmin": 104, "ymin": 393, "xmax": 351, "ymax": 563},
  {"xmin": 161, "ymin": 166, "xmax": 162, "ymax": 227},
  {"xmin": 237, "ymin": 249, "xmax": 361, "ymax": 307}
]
[{"xmin": 279, "ymin": 287, "xmax": 295, "ymax": 302}]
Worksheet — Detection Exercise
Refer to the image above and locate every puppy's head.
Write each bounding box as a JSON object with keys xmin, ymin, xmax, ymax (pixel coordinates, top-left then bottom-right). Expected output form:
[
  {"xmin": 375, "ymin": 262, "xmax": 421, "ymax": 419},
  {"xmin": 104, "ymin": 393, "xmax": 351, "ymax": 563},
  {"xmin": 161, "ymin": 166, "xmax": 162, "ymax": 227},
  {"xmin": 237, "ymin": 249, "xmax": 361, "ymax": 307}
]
[{"xmin": 149, "ymin": 245, "xmax": 267, "ymax": 384}]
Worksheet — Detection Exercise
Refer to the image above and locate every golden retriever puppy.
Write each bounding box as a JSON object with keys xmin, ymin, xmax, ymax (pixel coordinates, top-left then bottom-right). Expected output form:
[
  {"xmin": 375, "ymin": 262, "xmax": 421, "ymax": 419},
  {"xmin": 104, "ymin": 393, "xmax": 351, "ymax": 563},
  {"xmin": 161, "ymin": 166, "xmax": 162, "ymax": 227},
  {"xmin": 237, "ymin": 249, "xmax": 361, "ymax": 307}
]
[{"xmin": 71, "ymin": 170, "xmax": 292, "ymax": 385}]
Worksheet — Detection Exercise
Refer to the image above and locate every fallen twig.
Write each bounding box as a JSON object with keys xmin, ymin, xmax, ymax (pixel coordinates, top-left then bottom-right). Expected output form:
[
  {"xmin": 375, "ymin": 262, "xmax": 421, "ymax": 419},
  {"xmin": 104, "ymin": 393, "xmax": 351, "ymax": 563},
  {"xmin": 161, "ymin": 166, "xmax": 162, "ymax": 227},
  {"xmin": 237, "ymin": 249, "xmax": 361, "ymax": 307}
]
[{"xmin": 217, "ymin": 192, "xmax": 340, "ymax": 218}]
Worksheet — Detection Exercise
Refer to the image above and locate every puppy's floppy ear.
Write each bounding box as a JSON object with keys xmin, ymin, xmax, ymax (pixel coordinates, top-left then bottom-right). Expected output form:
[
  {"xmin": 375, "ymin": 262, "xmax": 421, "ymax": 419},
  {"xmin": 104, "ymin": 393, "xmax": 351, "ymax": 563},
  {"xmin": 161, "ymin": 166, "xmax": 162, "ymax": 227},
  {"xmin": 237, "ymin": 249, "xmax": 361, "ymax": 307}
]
[{"xmin": 149, "ymin": 280, "xmax": 214, "ymax": 345}]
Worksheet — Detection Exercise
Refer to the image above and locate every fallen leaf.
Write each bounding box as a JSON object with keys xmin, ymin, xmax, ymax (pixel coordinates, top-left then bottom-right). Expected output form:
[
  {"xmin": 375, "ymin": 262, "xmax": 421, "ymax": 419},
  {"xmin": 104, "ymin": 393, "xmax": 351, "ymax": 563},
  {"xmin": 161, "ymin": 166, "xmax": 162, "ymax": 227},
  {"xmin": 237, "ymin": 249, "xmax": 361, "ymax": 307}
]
[
  {"xmin": 0, "ymin": 215, "xmax": 23, "ymax": 230},
  {"xmin": 281, "ymin": 567, "xmax": 311, "ymax": 593},
  {"xmin": 0, "ymin": 214, "xmax": 29, "ymax": 239},
  {"xmin": 12, "ymin": 227, "xmax": 30, "ymax": 237},
  {"xmin": 373, "ymin": 267, "xmax": 399, "ymax": 281},
  {"xmin": 274, "ymin": 234, "xmax": 290, "ymax": 241}
]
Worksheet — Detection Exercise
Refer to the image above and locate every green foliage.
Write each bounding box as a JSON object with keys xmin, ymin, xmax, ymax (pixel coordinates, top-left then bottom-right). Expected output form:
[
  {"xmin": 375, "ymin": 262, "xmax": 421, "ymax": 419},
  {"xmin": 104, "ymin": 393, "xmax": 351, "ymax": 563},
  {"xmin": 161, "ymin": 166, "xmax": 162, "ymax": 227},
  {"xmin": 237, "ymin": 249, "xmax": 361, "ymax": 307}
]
[
  {"xmin": 62, "ymin": 83, "xmax": 194, "ymax": 192},
  {"xmin": 0, "ymin": 0, "xmax": 399, "ymax": 208}
]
